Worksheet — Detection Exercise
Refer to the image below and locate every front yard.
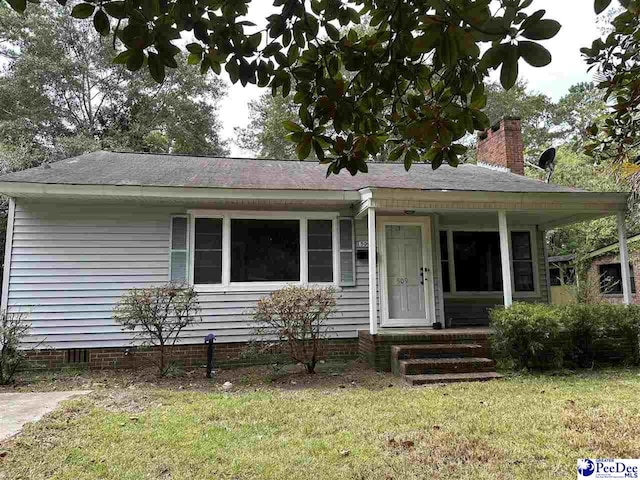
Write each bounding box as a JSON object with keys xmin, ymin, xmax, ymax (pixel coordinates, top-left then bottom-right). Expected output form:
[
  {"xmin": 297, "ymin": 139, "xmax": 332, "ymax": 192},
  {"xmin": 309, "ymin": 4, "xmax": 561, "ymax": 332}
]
[{"xmin": 1, "ymin": 362, "xmax": 640, "ymax": 479}]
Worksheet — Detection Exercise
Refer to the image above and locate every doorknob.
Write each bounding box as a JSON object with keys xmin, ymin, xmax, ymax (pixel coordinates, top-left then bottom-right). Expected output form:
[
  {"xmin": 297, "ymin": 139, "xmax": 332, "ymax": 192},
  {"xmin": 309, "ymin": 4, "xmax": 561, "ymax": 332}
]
[{"xmin": 419, "ymin": 271, "xmax": 424, "ymax": 285}]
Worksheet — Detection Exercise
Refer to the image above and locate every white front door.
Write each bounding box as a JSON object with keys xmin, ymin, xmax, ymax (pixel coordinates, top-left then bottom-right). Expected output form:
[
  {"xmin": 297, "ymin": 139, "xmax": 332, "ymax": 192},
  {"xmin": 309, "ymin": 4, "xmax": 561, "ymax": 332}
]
[
  {"xmin": 380, "ymin": 219, "xmax": 434, "ymax": 328},
  {"xmin": 386, "ymin": 225, "xmax": 425, "ymax": 320}
]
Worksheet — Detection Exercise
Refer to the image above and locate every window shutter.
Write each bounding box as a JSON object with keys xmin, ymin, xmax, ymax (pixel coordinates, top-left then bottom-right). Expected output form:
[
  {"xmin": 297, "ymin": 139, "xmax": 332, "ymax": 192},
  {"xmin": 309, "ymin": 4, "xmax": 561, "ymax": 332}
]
[
  {"xmin": 339, "ymin": 218, "xmax": 356, "ymax": 286},
  {"xmin": 170, "ymin": 216, "xmax": 189, "ymax": 283}
]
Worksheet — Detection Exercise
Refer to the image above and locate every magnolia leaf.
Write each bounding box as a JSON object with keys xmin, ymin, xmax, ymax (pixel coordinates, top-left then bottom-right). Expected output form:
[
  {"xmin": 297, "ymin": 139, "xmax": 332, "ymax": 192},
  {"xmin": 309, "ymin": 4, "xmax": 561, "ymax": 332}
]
[
  {"xmin": 6, "ymin": 0, "xmax": 27, "ymax": 13},
  {"xmin": 147, "ymin": 52, "xmax": 165, "ymax": 83},
  {"xmin": 518, "ymin": 41, "xmax": 552, "ymax": 67},
  {"xmin": 93, "ymin": 9, "xmax": 110, "ymax": 37},
  {"xmin": 103, "ymin": 1, "xmax": 126, "ymax": 19},
  {"xmin": 594, "ymin": 0, "xmax": 612, "ymax": 14},
  {"xmin": 522, "ymin": 19, "xmax": 561, "ymax": 41},
  {"xmin": 500, "ymin": 44, "xmax": 519, "ymax": 90},
  {"xmin": 71, "ymin": 3, "xmax": 95, "ymax": 19},
  {"xmin": 282, "ymin": 121, "xmax": 303, "ymax": 132}
]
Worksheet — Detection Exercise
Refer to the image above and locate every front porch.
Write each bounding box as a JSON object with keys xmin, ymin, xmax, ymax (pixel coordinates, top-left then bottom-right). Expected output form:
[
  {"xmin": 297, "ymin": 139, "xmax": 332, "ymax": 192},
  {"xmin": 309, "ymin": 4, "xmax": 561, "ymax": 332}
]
[{"xmin": 355, "ymin": 187, "xmax": 630, "ymax": 380}]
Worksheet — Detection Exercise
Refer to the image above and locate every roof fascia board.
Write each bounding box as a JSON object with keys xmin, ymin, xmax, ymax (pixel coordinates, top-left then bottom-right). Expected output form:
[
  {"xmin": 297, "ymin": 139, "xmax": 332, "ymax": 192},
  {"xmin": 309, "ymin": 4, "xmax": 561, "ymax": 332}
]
[
  {"xmin": 584, "ymin": 233, "xmax": 640, "ymax": 260},
  {"xmin": 363, "ymin": 187, "xmax": 628, "ymax": 212},
  {"xmin": 0, "ymin": 182, "xmax": 361, "ymax": 202}
]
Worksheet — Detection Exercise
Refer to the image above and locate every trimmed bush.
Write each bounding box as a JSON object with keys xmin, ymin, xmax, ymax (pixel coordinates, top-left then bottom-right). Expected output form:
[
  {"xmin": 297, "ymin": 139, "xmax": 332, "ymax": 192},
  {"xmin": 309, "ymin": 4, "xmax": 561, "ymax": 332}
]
[
  {"xmin": 252, "ymin": 285, "xmax": 336, "ymax": 374},
  {"xmin": 113, "ymin": 284, "xmax": 202, "ymax": 376},
  {"xmin": 490, "ymin": 303, "xmax": 640, "ymax": 370}
]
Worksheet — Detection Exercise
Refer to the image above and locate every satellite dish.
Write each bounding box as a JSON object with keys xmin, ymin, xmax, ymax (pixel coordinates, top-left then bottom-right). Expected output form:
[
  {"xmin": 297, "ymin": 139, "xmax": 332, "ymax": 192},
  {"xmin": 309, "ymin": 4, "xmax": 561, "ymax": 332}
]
[
  {"xmin": 538, "ymin": 147, "xmax": 556, "ymax": 170},
  {"xmin": 538, "ymin": 147, "xmax": 556, "ymax": 183}
]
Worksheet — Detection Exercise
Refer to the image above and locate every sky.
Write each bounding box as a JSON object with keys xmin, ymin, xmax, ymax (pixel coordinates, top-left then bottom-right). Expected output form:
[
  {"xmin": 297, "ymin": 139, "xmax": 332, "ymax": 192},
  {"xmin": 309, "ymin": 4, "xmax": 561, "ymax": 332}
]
[{"xmin": 221, "ymin": 0, "xmax": 605, "ymax": 156}]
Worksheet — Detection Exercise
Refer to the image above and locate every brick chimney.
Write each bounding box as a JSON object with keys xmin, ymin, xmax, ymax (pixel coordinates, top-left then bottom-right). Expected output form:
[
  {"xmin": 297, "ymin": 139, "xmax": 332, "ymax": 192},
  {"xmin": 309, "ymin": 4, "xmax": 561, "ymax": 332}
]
[{"xmin": 476, "ymin": 118, "xmax": 524, "ymax": 175}]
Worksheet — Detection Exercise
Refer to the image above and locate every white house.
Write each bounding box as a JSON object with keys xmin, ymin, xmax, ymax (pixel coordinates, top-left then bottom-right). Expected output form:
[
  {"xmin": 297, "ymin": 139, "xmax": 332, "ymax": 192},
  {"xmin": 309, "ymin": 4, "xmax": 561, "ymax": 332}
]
[{"xmin": 0, "ymin": 119, "xmax": 630, "ymax": 380}]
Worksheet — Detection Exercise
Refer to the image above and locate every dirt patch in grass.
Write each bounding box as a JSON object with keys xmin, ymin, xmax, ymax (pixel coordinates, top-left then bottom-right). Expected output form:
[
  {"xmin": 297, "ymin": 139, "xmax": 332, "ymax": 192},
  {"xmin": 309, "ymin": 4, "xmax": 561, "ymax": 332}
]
[{"xmin": 563, "ymin": 401, "xmax": 640, "ymax": 457}]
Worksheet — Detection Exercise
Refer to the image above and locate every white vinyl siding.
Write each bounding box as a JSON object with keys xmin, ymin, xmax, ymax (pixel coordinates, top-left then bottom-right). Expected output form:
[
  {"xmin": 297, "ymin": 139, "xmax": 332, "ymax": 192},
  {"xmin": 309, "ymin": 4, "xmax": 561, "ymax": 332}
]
[{"xmin": 8, "ymin": 201, "xmax": 370, "ymax": 349}]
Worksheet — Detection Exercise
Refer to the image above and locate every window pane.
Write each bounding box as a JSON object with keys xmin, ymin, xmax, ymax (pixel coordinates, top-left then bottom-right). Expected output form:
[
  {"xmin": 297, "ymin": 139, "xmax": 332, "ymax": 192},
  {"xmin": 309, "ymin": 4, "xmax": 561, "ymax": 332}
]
[
  {"xmin": 513, "ymin": 261, "xmax": 534, "ymax": 291},
  {"xmin": 231, "ymin": 219, "xmax": 300, "ymax": 282},
  {"xmin": 339, "ymin": 219, "xmax": 355, "ymax": 286},
  {"xmin": 599, "ymin": 264, "xmax": 636, "ymax": 294},
  {"xmin": 171, "ymin": 217, "xmax": 187, "ymax": 250},
  {"xmin": 600, "ymin": 264, "xmax": 622, "ymax": 294},
  {"xmin": 511, "ymin": 232, "xmax": 532, "ymax": 260},
  {"xmin": 550, "ymin": 267, "xmax": 561, "ymax": 286},
  {"xmin": 564, "ymin": 267, "xmax": 576, "ymax": 285},
  {"xmin": 339, "ymin": 219, "xmax": 353, "ymax": 248},
  {"xmin": 194, "ymin": 250, "xmax": 222, "ymax": 284},
  {"xmin": 170, "ymin": 251, "xmax": 188, "ymax": 283},
  {"xmin": 340, "ymin": 251, "xmax": 354, "ymax": 284},
  {"xmin": 439, "ymin": 231, "xmax": 450, "ymax": 293},
  {"xmin": 194, "ymin": 218, "xmax": 223, "ymax": 284},
  {"xmin": 453, "ymin": 232, "xmax": 502, "ymax": 291},
  {"xmin": 308, "ymin": 220, "xmax": 333, "ymax": 283}
]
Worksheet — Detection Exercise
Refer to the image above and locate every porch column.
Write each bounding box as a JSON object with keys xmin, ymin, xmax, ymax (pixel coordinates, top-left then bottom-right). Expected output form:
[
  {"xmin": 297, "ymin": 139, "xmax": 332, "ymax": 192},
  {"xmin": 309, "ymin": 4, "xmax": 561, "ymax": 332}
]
[
  {"xmin": 368, "ymin": 207, "xmax": 378, "ymax": 334},
  {"xmin": 617, "ymin": 210, "xmax": 633, "ymax": 305},
  {"xmin": 498, "ymin": 210, "xmax": 513, "ymax": 308}
]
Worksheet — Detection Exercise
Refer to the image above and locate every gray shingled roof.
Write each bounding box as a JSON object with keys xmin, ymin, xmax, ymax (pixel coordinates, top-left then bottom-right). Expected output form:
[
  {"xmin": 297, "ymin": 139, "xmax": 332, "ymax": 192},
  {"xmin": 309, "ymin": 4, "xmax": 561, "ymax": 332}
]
[{"xmin": 0, "ymin": 150, "xmax": 582, "ymax": 193}]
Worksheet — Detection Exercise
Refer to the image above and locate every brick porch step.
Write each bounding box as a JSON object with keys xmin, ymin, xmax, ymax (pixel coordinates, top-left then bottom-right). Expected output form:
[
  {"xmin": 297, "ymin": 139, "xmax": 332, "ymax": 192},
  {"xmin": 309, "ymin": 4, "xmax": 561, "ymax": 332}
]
[
  {"xmin": 402, "ymin": 371, "xmax": 503, "ymax": 386},
  {"xmin": 398, "ymin": 357, "xmax": 496, "ymax": 376},
  {"xmin": 391, "ymin": 343, "xmax": 487, "ymax": 360}
]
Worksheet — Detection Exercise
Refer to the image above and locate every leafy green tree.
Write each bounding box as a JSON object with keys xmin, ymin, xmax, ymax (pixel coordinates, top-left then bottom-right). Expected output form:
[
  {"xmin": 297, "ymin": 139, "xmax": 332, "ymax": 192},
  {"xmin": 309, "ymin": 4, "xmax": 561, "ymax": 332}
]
[
  {"xmin": 553, "ymin": 82, "xmax": 607, "ymax": 151},
  {"xmin": 484, "ymin": 79, "xmax": 555, "ymax": 159},
  {"xmin": 541, "ymin": 148, "xmax": 636, "ymax": 257},
  {"xmin": 236, "ymin": 93, "xmax": 298, "ymax": 159},
  {"xmin": 0, "ymin": 3, "xmax": 229, "ymax": 162},
  {"xmin": 4, "ymin": 0, "xmax": 561, "ymax": 175},
  {"xmin": 582, "ymin": 1, "xmax": 640, "ymax": 166}
]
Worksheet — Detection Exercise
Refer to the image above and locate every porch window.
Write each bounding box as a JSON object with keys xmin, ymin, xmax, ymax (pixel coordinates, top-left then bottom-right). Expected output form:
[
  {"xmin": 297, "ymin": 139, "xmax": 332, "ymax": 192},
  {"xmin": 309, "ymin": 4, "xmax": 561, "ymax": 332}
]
[
  {"xmin": 511, "ymin": 231, "xmax": 535, "ymax": 292},
  {"xmin": 453, "ymin": 232, "xmax": 502, "ymax": 292},
  {"xmin": 439, "ymin": 231, "xmax": 450, "ymax": 292},
  {"xmin": 445, "ymin": 230, "xmax": 536, "ymax": 293},
  {"xmin": 231, "ymin": 219, "xmax": 300, "ymax": 282},
  {"xmin": 599, "ymin": 263, "xmax": 636, "ymax": 294}
]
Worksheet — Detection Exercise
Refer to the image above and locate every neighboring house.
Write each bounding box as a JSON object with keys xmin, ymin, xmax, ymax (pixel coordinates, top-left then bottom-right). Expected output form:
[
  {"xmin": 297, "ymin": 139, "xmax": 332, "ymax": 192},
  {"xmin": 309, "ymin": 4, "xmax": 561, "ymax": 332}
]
[
  {"xmin": 548, "ymin": 235, "xmax": 640, "ymax": 305},
  {"xmin": 0, "ymin": 119, "xmax": 630, "ymax": 373}
]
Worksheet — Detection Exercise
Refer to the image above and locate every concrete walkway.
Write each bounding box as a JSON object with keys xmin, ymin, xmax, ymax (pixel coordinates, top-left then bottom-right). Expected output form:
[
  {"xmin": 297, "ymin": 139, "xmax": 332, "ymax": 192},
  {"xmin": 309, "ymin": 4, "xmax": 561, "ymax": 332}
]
[{"xmin": 0, "ymin": 390, "xmax": 91, "ymax": 441}]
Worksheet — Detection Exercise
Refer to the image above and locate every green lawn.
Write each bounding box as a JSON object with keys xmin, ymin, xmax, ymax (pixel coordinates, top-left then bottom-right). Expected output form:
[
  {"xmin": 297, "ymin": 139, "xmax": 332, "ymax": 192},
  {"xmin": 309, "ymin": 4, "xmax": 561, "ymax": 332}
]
[{"xmin": 2, "ymin": 367, "xmax": 640, "ymax": 479}]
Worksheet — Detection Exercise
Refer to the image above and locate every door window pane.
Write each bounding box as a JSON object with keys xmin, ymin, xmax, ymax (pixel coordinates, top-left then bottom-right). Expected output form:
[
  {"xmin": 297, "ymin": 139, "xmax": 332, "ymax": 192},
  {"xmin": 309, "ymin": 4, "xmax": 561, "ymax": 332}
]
[
  {"xmin": 194, "ymin": 218, "xmax": 223, "ymax": 284},
  {"xmin": 231, "ymin": 219, "xmax": 300, "ymax": 282}
]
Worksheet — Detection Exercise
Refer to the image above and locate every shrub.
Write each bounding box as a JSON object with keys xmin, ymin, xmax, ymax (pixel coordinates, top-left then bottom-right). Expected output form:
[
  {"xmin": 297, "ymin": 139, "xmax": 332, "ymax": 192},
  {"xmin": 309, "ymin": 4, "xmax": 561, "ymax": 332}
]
[
  {"xmin": 490, "ymin": 303, "xmax": 565, "ymax": 370},
  {"xmin": 252, "ymin": 285, "xmax": 336, "ymax": 374},
  {"xmin": 490, "ymin": 303, "xmax": 640, "ymax": 370},
  {"xmin": 0, "ymin": 311, "xmax": 29, "ymax": 385},
  {"xmin": 113, "ymin": 284, "xmax": 201, "ymax": 376}
]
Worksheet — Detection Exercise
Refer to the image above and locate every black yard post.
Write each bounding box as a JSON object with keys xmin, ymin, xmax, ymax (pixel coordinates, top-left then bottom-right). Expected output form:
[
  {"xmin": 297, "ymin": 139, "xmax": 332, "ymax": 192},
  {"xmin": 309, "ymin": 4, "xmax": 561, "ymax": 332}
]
[{"xmin": 205, "ymin": 333, "xmax": 216, "ymax": 378}]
